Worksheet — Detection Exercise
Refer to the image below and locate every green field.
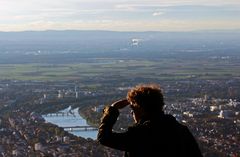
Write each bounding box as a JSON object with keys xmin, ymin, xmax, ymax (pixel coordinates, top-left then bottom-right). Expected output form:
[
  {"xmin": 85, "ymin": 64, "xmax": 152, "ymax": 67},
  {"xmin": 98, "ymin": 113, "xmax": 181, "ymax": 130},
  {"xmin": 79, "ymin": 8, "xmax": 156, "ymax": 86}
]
[{"xmin": 0, "ymin": 58, "xmax": 239, "ymax": 81}]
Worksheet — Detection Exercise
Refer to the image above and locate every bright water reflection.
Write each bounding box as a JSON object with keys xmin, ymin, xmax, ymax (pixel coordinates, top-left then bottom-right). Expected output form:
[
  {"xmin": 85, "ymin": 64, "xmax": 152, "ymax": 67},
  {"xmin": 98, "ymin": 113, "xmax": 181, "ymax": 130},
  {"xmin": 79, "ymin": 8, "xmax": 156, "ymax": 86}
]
[{"xmin": 42, "ymin": 106, "xmax": 97, "ymax": 140}]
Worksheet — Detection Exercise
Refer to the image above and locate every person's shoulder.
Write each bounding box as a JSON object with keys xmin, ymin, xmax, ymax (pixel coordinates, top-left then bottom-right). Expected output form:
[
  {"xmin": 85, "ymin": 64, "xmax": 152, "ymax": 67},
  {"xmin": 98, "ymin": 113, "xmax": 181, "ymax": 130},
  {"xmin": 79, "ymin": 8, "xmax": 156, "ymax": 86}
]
[
  {"xmin": 160, "ymin": 114, "xmax": 192, "ymax": 134},
  {"xmin": 172, "ymin": 120, "xmax": 194, "ymax": 138},
  {"xmin": 127, "ymin": 121, "xmax": 150, "ymax": 132}
]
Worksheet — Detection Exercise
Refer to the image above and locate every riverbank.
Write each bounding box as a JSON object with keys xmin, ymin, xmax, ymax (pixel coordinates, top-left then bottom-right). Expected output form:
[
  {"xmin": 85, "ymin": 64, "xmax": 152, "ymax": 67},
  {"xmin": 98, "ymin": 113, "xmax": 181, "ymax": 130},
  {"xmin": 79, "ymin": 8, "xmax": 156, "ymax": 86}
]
[{"xmin": 78, "ymin": 108, "xmax": 100, "ymax": 128}]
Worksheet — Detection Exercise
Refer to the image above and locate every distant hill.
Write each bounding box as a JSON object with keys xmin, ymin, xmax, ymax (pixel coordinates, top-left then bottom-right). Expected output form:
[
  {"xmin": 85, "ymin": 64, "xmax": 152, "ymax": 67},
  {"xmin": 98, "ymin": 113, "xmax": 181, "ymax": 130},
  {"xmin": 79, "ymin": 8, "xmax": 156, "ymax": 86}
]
[
  {"xmin": 0, "ymin": 30, "xmax": 239, "ymax": 64},
  {"xmin": 0, "ymin": 30, "xmax": 239, "ymax": 51}
]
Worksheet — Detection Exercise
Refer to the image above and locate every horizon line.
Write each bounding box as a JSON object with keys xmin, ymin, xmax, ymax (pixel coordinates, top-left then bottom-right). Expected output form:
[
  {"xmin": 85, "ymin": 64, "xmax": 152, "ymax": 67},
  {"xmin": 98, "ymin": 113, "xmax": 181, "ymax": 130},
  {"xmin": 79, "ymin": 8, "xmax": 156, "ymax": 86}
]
[{"xmin": 1, "ymin": 29, "xmax": 240, "ymax": 33}]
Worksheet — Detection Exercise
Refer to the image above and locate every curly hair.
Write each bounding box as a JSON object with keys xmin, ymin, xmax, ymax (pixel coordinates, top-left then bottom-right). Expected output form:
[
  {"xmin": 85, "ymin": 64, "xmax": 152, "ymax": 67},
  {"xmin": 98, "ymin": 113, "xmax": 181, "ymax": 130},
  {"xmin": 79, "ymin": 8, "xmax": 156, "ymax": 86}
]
[{"xmin": 127, "ymin": 84, "xmax": 164, "ymax": 114}]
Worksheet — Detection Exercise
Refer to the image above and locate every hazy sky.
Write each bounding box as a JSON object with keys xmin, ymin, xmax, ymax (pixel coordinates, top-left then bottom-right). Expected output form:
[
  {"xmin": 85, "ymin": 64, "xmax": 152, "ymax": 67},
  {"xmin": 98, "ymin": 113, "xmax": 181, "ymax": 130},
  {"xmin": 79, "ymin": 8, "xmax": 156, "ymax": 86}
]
[{"xmin": 1, "ymin": 0, "xmax": 240, "ymax": 32}]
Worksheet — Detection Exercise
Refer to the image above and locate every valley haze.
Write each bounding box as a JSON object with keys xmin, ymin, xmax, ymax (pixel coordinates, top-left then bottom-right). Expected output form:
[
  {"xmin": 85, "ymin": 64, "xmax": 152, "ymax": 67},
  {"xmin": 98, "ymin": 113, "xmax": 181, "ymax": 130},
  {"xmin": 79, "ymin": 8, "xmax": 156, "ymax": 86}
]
[
  {"xmin": 0, "ymin": 30, "xmax": 239, "ymax": 156},
  {"xmin": 0, "ymin": 30, "xmax": 239, "ymax": 64}
]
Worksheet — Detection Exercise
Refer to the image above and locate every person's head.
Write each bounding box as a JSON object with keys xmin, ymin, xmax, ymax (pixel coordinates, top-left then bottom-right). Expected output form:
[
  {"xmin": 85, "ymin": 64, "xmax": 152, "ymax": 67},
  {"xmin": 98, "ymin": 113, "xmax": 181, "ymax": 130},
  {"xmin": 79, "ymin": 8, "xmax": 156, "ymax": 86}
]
[{"xmin": 127, "ymin": 84, "xmax": 164, "ymax": 122}]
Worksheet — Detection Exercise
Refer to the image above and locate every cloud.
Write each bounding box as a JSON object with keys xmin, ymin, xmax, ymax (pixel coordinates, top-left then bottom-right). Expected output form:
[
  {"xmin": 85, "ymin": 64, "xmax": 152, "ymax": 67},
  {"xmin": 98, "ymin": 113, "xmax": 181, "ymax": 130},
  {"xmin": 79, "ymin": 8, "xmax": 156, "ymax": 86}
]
[
  {"xmin": 114, "ymin": 4, "xmax": 137, "ymax": 11},
  {"xmin": 152, "ymin": 12, "xmax": 164, "ymax": 16},
  {"xmin": 0, "ymin": 0, "xmax": 240, "ymax": 31},
  {"xmin": 1, "ymin": 19, "xmax": 240, "ymax": 32}
]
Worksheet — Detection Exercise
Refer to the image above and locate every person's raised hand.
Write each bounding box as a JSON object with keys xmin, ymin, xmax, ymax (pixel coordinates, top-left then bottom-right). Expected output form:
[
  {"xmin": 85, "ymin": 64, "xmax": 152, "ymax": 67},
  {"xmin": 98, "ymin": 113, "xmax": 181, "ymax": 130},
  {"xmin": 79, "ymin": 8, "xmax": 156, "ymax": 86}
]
[{"xmin": 111, "ymin": 99, "xmax": 129, "ymax": 109}]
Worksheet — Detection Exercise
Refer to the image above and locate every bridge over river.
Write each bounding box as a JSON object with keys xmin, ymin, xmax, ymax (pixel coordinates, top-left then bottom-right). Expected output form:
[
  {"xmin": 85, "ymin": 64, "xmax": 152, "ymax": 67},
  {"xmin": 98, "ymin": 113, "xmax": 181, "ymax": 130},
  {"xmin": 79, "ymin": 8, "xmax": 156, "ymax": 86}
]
[
  {"xmin": 44, "ymin": 112, "xmax": 76, "ymax": 117},
  {"xmin": 63, "ymin": 126, "xmax": 98, "ymax": 132}
]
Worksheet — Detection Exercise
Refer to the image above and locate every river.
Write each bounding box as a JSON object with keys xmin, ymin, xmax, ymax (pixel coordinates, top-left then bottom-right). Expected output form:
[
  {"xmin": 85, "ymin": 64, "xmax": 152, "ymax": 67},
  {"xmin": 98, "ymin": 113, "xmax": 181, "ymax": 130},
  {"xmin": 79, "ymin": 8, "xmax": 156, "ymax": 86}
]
[{"xmin": 42, "ymin": 106, "xmax": 98, "ymax": 140}]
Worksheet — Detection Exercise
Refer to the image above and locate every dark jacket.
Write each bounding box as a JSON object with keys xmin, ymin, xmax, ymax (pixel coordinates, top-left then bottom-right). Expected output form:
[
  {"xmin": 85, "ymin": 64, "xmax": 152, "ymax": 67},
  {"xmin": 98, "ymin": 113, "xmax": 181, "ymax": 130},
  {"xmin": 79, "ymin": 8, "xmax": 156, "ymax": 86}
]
[{"xmin": 98, "ymin": 106, "xmax": 203, "ymax": 157}]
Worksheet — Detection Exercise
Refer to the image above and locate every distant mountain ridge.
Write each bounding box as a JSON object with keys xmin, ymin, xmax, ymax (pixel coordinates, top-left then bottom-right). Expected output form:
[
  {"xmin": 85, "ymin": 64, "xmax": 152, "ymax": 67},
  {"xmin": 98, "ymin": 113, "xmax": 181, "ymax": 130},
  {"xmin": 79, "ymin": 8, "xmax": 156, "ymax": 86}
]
[
  {"xmin": 0, "ymin": 29, "xmax": 240, "ymax": 41},
  {"xmin": 0, "ymin": 30, "xmax": 239, "ymax": 58}
]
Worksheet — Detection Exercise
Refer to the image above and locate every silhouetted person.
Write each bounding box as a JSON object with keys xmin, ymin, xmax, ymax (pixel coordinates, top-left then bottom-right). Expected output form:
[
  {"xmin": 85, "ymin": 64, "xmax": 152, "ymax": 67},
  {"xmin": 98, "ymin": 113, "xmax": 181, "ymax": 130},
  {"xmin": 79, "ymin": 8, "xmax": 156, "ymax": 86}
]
[{"xmin": 98, "ymin": 84, "xmax": 203, "ymax": 157}]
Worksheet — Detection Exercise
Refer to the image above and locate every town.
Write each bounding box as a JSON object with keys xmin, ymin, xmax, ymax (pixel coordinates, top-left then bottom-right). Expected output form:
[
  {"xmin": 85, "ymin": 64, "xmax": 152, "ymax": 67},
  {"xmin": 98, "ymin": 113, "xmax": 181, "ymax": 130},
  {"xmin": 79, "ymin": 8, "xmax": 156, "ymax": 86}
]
[{"xmin": 0, "ymin": 78, "xmax": 239, "ymax": 157}]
